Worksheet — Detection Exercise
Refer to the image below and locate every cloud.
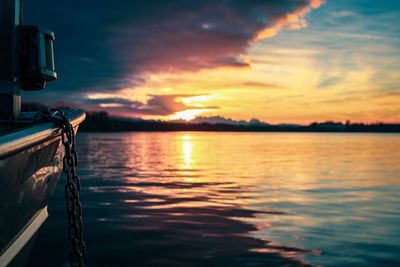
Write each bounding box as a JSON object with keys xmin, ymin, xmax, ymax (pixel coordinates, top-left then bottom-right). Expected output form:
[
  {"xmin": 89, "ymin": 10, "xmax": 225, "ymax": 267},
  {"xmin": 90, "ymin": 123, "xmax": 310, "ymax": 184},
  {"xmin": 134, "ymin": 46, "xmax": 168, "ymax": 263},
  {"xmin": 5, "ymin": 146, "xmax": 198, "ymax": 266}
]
[
  {"xmin": 24, "ymin": 0, "xmax": 323, "ymax": 96},
  {"xmin": 242, "ymin": 81, "xmax": 283, "ymax": 89},
  {"xmin": 317, "ymin": 76, "xmax": 344, "ymax": 88},
  {"xmin": 331, "ymin": 10, "xmax": 360, "ymax": 19},
  {"xmin": 82, "ymin": 94, "xmax": 218, "ymax": 117}
]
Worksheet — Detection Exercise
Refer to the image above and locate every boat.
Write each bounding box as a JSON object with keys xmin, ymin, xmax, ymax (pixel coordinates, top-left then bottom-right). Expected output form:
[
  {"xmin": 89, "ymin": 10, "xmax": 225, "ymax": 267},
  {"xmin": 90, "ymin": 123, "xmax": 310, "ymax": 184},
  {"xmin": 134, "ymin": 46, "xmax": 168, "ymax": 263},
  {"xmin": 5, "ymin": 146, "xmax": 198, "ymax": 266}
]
[{"xmin": 0, "ymin": 0, "xmax": 86, "ymax": 266}]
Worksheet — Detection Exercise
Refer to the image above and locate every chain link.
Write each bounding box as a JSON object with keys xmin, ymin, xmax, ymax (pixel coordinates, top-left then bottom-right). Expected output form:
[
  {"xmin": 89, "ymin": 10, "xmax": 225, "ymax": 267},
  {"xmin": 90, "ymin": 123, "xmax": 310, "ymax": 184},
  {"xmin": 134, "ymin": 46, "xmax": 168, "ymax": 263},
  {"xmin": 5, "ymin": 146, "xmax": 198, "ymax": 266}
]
[{"xmin": 36, "ymin": 109, "xmax": 86, "ymax": 267}]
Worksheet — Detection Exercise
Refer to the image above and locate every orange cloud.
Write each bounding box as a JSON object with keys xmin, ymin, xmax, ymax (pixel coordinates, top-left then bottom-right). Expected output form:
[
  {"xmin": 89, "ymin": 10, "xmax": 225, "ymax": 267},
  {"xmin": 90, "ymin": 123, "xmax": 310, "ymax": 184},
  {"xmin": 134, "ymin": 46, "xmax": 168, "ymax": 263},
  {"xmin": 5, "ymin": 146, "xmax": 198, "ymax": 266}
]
[{"xmin": 255, "ymin": 0, "xmax": 324, "ymax": 41}]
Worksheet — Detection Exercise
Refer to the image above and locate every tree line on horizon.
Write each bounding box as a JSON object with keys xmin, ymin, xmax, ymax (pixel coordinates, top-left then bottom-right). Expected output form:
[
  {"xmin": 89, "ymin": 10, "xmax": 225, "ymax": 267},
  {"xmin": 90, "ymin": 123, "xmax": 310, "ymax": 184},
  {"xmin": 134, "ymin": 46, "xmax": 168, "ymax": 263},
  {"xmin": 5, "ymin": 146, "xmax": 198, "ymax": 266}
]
[
  {"xmin": 79, "ymin": 111, "xmax": 400, "ymax": 133},
  {"xmin": 20, "ymin": 103, "xmax": 400, "ymax": 132}
]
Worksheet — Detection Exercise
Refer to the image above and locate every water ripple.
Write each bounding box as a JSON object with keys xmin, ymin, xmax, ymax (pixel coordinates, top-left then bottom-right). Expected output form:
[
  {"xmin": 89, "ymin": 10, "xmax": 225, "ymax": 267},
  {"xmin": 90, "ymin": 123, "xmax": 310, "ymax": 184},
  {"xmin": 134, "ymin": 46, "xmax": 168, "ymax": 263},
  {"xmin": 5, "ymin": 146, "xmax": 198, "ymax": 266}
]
[{"xmin": 29, "ymin": 132, "xmax": 400, "ymax": 267}]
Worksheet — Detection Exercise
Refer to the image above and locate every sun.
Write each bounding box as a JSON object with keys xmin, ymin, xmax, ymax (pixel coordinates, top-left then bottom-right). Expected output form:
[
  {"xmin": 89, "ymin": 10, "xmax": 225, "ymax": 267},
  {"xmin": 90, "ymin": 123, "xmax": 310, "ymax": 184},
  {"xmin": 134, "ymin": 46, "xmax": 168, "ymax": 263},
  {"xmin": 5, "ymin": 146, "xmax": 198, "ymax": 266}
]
[{"xmin": 169, "ymin": 109, "xmax": 207, "ymax": 121}]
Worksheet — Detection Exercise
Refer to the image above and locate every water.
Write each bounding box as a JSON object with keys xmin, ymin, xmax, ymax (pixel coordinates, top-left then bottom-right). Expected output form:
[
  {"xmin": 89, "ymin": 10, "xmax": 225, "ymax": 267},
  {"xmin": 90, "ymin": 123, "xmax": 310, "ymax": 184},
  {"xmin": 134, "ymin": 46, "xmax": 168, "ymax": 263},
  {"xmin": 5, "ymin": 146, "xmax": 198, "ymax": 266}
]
[{"xmin": 29, "ymin": 132, "xmax": 400, "ymax": 266}]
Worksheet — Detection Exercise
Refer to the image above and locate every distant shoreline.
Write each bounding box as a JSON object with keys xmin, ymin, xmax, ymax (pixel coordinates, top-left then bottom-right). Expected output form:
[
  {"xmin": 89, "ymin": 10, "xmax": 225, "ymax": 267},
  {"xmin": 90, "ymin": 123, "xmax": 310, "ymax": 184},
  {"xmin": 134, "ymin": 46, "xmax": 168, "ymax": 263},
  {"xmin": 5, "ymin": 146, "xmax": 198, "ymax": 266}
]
[
  {"xmin": 80, "ymin": 130, "xmax": 400, "ymax": 134},
  {"xmin": 20, "ymin": 104, "xmax": 400, "ymax": 133},
  {"xmin": 79, "ymin": 111, "xmax": 400, "ymax": 133}
]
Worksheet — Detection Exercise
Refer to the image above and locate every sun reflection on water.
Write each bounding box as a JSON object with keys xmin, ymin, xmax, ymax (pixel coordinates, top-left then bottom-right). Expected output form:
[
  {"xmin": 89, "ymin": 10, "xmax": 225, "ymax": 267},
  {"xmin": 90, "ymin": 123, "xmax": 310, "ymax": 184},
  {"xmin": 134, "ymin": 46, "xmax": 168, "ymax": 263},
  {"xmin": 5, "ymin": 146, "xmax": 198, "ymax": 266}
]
[{"xmin": 181, "ymin": 134, "xmax": 193, "ymax": 171}]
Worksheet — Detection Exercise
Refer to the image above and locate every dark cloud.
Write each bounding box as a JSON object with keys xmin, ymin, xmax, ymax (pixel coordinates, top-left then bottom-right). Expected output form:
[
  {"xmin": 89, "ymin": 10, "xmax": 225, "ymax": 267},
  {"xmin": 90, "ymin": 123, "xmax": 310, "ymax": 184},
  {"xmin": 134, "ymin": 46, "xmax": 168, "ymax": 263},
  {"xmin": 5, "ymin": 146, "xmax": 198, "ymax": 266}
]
[
  {"xmin": 24, "ymin": 0, "xmax": 317, "ymax": 99},
  {"xmin": 81, "ymin": 94, "xmax": 218, "ymax": 117}
]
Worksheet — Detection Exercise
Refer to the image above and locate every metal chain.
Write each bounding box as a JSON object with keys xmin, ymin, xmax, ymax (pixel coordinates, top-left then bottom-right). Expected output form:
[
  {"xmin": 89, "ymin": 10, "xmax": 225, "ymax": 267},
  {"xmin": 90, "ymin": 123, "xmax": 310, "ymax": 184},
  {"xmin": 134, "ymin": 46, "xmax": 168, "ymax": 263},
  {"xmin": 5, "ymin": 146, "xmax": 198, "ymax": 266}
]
[{"xmin": 36, "ymin": 109, "xmax": 86, "ymax": 267}]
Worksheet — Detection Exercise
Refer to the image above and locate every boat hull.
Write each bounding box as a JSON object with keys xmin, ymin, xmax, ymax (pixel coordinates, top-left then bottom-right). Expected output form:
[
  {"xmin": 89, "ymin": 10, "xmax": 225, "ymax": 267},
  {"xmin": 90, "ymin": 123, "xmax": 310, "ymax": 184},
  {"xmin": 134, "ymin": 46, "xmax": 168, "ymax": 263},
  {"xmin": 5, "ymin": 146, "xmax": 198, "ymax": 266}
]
[{"xmin": 0, "ymin": 109, "xmax": 85, "ymax": 266}]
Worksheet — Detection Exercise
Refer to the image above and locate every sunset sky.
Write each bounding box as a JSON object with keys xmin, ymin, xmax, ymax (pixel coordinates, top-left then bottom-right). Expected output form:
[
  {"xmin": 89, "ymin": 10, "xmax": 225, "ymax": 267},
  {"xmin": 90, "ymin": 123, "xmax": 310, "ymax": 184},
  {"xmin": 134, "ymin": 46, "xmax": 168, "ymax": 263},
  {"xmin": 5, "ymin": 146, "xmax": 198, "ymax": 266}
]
[{"xmin": 24, "ymin": 0, "xmax": 400, "ymax": 124}]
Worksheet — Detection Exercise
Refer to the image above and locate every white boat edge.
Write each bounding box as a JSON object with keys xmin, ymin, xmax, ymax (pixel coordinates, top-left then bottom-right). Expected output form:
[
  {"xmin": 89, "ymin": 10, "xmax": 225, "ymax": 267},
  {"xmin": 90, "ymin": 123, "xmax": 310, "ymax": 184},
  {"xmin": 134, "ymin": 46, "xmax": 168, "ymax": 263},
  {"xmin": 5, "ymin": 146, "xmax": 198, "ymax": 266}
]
[
  {"xmin": 0, "ymin": 206, "xmax": 48, "ymax": 266},
  {"xmin": 0, "ymin": 109, "xmax": 86, "ymax": 158}
]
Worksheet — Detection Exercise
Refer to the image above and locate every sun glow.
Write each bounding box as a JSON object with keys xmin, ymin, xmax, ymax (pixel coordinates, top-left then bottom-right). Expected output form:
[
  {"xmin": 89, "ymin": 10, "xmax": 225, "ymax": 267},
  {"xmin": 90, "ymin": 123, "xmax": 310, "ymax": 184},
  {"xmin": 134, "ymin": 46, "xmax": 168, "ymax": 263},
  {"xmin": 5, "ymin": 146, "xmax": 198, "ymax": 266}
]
[
  {"xmin": 169, "ymin": 109, "xmax": 208, "ymax": 121},
  {"xmin": 180, "ymin": 95, "xmax": 214, "ymax": 105}
]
